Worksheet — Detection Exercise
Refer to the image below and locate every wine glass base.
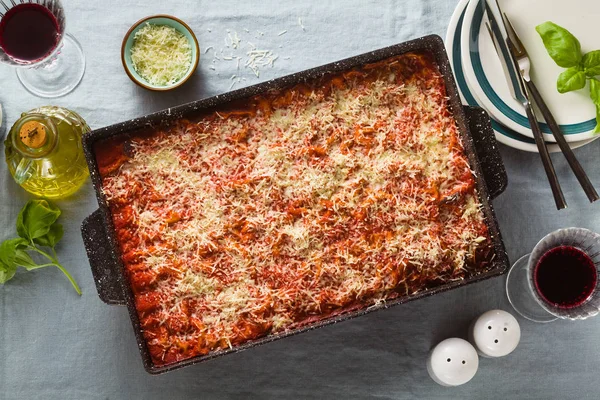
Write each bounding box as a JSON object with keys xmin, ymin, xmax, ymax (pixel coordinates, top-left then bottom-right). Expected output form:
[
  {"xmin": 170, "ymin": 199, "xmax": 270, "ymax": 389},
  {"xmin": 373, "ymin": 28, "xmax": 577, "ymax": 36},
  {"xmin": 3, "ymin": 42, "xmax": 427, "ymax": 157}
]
[
  {"xmin": 506, "ymin": 254, "xmax": 558, "ymax": 323},
  {"xmin": 16, "ymin": 34, "xmax": 85, "ymax": 98}
]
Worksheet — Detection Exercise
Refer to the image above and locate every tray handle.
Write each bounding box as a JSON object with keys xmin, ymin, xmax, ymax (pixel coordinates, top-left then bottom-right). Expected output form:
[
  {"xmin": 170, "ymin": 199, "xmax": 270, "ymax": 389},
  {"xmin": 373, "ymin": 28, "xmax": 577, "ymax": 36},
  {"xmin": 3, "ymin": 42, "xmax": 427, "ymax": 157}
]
[
  {"xmin": 81, "ymin": 209, "xmax": 126, "ymax": 305},
  {"xmin": 463, "ymin": 106, "xmax": 508, "ymax": 199}
]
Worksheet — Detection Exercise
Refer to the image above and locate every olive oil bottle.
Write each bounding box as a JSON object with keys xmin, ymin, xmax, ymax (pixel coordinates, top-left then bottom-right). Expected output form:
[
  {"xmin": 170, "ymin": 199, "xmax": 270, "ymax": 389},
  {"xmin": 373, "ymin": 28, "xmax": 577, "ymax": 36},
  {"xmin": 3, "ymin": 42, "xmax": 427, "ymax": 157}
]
[{"xmin": 4, "ymin": 106, "xmax": 90, "ymax": 199}]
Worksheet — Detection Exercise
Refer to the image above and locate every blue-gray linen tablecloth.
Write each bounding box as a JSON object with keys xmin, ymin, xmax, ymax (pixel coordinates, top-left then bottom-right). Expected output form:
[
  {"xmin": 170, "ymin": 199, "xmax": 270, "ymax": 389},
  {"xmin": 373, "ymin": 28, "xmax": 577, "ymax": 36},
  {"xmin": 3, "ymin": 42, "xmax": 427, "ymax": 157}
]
[{"xmin": 1, "ymin": 1, "xmax": 600, "ymax": 399}]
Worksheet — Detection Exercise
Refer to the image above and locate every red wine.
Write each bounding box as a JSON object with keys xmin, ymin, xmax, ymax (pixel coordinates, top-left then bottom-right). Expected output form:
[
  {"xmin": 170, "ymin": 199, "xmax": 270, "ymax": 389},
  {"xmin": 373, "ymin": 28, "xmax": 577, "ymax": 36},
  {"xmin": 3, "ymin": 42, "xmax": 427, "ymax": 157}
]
[
  {"xmin": 534, "ymin": 246, "xmax": 597, "ymax": 308},
  {"xmin": 0, "ymin": 3, "xmax": 60, "ymax": 62}
]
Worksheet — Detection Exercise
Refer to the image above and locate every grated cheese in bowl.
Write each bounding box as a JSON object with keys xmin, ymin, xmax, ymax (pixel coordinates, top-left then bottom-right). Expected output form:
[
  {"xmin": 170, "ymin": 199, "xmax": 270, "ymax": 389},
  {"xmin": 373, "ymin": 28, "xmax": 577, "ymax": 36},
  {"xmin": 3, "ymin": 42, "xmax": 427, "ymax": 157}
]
[{"xmin": 130, "ymin": 23, "xmax": 193, "ymax": 87}]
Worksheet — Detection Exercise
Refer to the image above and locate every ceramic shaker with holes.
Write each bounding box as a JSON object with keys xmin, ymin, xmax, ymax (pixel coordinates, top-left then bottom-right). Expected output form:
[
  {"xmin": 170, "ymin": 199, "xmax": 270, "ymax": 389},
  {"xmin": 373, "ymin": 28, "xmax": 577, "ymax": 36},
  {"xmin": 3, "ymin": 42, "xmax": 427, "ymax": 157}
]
[
  {"xmin": 427, "ymin": 338, "xmax": 479, "ymax": 386},
  {"xmin": 469, "ymin": 310, "xmax": 521, "ymax": 358}
]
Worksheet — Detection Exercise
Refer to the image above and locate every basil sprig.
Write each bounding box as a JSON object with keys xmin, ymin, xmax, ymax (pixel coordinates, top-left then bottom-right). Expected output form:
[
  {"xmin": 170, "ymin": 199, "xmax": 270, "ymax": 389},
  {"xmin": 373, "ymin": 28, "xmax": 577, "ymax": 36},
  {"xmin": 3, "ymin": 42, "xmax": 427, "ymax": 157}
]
[
  {"xmin": 0, "ymin": 200, "xmax": 81, "ymax": 295},
  {"xmin": 536, "ymin": 22, "xmax": 600, "ymax": 132},
  {"xmin": 556, "ymin": 67, "xmax": 587, "ymax": 93}
]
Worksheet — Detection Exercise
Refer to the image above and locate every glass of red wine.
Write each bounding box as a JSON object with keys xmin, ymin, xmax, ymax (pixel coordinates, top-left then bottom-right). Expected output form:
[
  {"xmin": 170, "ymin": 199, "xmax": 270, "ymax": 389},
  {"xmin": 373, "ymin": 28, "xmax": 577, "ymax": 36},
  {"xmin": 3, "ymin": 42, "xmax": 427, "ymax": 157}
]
[
  {"xmin": 0, "ymin": 0, "xmax": 85, "ymax": 98},
  {"xmin": 506, "ymin": 228, "xmax": 600, "ymax": 323}
]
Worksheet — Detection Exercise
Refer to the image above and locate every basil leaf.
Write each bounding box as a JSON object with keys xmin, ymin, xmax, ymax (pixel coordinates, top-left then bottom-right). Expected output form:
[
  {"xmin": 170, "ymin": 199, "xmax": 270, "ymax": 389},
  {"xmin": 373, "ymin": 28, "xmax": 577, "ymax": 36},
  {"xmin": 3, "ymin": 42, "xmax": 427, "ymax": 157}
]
[
  {"xmin": 590, "ymin": 78, "xmax": 600, "ymax": 133},
  {"xmin": 0, "ymin": 201, "xmax": 80, "ymax": 294},
  {"xmin": 14, "ymin": 250, "xmax": 37, "ymax": 270},
  {"xmin": 590, "ymin": 78, "xmax": 600, "ymax": 103},
  {"xmin": 16, "ymin": 200, "xmax": 61, "ymax": 242},
  {"xmin": 0, "ymin": 238, "xmax": 29, "ymax": 264},
  {"xmin": 33, "ymin": 223, "xmax": 64, "ymax": 249},
  {"xmin": 0, "ymin": 238, "xmax": 29, "ymax": 282},
  {"xmin": 0, "ymin": 238, "xmax": 30, "ymax": 262},
  {"xmin": 583, "ymin": 50, "xmax": 600, "ymax": 77},
  {"xmin": 0, "ymin": 261, "xmax": 17, "ymax": 283},
  {"xmin": 557, "ymin": 67, "xmax": 587, "ymax": 93},
  {"xmin": 2, "ymin": 237, "xmax": 28, "ymax": 250},
  {"xmin": 536, "ymin": 22, "xmax": 582, "ymax": 68}
]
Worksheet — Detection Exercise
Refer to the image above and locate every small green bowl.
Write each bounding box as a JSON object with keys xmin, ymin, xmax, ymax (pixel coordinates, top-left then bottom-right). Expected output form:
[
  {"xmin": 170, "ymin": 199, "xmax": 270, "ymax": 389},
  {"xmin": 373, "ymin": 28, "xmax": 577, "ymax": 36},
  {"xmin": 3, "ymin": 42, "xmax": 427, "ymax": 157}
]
[{"xmin": 121, "ymin": 15, "xmax": 200, "ymax": 91}]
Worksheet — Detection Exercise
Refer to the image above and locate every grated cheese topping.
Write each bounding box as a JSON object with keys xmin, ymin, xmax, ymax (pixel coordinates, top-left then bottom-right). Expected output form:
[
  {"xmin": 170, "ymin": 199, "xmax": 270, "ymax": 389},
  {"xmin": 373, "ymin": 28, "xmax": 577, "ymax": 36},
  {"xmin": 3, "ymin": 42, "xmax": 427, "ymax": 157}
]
[
  {"xmin": 130, "ymin": 23, "xmax": 192, "ymax": 86},
  {"xmin": 97, "ymin": 52, "xmax": 493, "ymax": 366}
]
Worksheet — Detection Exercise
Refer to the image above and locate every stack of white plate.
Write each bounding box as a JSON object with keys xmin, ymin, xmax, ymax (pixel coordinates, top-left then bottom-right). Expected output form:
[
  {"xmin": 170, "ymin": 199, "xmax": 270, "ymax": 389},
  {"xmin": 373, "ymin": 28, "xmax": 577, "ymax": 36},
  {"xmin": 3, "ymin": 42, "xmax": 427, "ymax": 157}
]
[{"xmin": 446, "ymin": 0, "xmax": 600, "ymax": 152}]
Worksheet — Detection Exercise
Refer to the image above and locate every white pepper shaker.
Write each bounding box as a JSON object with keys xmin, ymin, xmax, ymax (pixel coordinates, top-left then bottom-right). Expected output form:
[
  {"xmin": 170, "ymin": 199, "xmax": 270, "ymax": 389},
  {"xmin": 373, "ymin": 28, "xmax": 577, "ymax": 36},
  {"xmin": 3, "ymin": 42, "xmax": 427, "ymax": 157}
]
[
  {"xmin": 427, "ymin": 338, "xmax": 479, "ymax": 386},
  {"xmin": 469, "ymin": 309, "xmax": 521, "ymax": 358}
]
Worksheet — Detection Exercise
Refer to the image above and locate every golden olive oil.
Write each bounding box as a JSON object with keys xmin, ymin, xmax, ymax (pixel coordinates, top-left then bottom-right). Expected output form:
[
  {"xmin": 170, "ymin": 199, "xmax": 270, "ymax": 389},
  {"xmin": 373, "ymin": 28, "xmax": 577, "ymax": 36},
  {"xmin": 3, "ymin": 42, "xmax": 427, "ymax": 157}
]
[{"xmin": 4, "ymin": 106, "xmax": 90, "ymax": 199}]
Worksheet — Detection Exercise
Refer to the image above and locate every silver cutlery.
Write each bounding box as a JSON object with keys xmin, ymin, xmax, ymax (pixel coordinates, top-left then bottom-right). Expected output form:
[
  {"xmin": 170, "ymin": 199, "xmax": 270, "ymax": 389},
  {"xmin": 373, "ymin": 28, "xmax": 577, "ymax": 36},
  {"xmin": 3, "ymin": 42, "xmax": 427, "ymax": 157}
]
[{"xmin": 485, "ymin": 0, "xmax": 599, "ymax": 209}]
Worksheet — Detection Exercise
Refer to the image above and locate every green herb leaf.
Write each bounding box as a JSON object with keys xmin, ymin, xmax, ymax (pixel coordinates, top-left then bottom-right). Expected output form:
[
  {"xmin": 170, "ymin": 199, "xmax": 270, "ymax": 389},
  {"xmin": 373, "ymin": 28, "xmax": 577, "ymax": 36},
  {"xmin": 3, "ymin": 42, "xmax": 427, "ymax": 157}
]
[
  {"xmin": 17, "ymin": 199, "xmax": 61, "ymax": 242},
  {"xmin": 536, "ymin": 22, "xmax": 582, "ymax": 68},
  {"xmin": 590, "ymin": 78, "xmax": 600, "ymax": 103},
  {"xmin": 0, "ymin": 238, "xmax": 30, "ymax": 282},
  {"xmin": 33, "ymin": 223, "xmax": 64, "ymax": 249},
  {"xmin": 15, "ymin": 251, "xmax": 38, "ymax": 270},
  {"xmin": 0, "ymin": 239, "xmax": 21, "ymax": 283},
  {"xmin": 557, "ymin": 67, "xmax": 587, "ymax": 93},
  {"xmin": 1, "ymin": 238, "xmax": 35, "ymax": 268},
  {"xmin": 590, "ymin": 78, "xmax": 600, "ymax": 133},
  {"xmin": 0, "ymin": 261, "xmax": 17, "ymax": 283},
  {"xmin": 2, "ymin": 201, "xmax": 81, "ymax": 294},
  {"xmin": 1, "ymin": 237, "xmax": 28, "ymax": 251},
  {"xmin": 0, "ymin": 238, "xmax": 29, "ymax": 265},
  {"xmin": 583, "ymin": 50, "xmax": 600, "ymax": 77}
]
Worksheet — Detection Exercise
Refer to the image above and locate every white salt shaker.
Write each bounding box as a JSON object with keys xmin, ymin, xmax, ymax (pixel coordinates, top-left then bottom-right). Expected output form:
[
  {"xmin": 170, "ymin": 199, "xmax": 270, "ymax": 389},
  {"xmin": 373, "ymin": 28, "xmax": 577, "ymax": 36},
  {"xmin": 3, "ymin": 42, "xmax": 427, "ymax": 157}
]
[
  {"xmin": 427, "ymin": 338, "xmax": 479, "ymax": 386},
  {"xmin": 469, "ymin": 309, "xmax": 521, "ymax": 358}
]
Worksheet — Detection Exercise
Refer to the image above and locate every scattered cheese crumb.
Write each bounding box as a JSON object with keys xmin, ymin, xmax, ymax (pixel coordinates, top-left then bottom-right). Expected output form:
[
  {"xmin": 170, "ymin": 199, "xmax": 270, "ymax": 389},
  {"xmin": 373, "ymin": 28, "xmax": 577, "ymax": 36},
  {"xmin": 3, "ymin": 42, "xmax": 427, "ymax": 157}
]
[
  {"xmin": 229, "ymin": 77, "xmax": 242, "ymax": 90},
  {"xmin": 246, "ymin": 48, "xmax": 278, "ymax": 77},
  {"xmin": 230, "ymin": 31, "xmax": 241, "ymax": 49},
  {"xmin": 204, "ymin": 29, "xmax": 283, "ymax": 84}
]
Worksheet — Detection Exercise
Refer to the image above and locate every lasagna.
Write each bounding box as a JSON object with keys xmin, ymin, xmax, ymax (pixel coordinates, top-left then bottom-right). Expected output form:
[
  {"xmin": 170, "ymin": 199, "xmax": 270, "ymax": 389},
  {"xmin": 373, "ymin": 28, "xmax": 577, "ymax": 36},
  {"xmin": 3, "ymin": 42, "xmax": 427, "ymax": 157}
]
[{"xmin": 95, "ymin": 52, "xmax": 493, "ymax": 366}]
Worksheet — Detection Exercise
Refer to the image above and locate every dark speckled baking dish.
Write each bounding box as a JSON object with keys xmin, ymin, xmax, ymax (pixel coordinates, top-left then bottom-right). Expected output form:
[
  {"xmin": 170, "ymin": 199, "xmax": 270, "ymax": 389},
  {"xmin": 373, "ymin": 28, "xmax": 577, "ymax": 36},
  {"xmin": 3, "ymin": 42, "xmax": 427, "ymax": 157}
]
[{"xmin": 81, "ymin": 35, "xmax": 509, "ymax": 375}]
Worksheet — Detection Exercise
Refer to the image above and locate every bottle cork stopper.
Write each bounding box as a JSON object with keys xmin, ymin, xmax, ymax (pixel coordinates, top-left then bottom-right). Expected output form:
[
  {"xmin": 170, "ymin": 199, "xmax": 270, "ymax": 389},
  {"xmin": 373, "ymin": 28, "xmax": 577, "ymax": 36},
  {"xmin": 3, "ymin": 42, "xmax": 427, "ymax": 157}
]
[{"xmin": 19, "ymin": 121, "xmax": 47, "ymax": 149}]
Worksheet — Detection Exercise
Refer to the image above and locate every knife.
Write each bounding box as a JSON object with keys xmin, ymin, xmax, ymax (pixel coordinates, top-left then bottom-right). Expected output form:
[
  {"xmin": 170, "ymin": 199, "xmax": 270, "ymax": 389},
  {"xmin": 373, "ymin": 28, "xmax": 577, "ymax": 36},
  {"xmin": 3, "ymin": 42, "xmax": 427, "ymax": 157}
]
[{"xmin": 483, "ymin": 2, "xmax": 524, "ymax": 105}]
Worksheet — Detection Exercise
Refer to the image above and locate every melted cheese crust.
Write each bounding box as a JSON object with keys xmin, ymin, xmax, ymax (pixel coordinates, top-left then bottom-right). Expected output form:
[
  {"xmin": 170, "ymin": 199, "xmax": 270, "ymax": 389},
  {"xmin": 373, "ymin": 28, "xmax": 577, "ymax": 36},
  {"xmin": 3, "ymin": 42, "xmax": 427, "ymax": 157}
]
[{"xmin": 97, "ymin": 52, "xmax": 493, "ymax": 366}]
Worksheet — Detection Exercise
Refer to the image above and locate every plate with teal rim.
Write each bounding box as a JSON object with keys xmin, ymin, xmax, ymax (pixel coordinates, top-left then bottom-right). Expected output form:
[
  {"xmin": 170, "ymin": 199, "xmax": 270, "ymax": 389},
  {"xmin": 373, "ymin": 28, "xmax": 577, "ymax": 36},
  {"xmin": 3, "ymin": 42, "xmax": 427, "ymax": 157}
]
[
  {"xmin": 460, "ymin": 0, "xmax": 600, "ymax": 143},
  {"xmin": 446, "ymin": 0, "xmax": 597, "ymax": 152}
]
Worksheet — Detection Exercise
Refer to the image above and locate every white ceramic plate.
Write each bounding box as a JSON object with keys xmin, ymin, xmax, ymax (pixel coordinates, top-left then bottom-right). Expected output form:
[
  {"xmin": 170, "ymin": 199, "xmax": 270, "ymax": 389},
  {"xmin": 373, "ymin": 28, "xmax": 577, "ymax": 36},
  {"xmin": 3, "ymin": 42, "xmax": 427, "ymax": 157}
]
[
  {"xmin": 446, "ymin": 0, "xmax": 597, "ymax": 152},
  {"xmin": 460, "ymin": 0, "xmax": 600, "ymax": 142}
]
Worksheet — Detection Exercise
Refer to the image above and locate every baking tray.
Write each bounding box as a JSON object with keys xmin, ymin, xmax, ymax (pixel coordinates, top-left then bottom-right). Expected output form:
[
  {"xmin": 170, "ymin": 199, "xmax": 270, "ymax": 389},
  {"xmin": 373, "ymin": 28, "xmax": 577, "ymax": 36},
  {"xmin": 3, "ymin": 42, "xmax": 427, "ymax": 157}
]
[{"xmin": 81, "ymin": 35, "xmax": 509, "ymax": 374}]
